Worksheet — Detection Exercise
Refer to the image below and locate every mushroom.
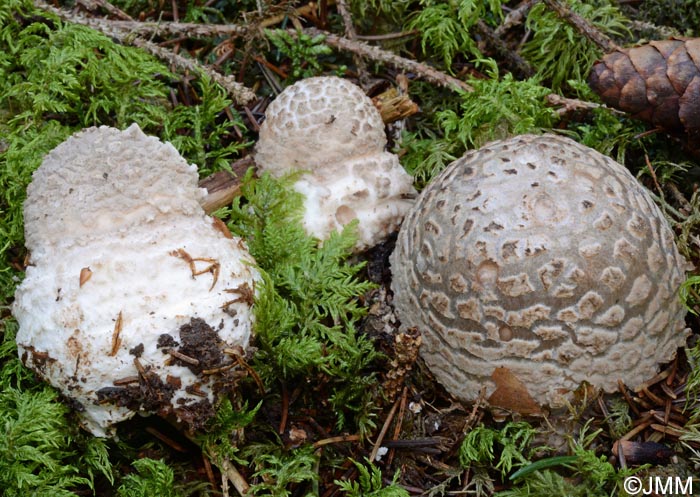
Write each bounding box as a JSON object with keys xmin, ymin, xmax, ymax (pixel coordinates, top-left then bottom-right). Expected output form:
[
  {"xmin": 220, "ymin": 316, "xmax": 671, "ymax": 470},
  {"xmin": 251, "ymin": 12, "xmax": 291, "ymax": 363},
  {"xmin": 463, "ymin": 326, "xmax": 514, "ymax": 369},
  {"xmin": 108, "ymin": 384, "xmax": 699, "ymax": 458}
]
[
  {"xmin": 12, "ymin": 124, "xmax": 260, "ymax": 437},
  {"xmin": 255, "ymin": 76, "xmax": 416, "ymax": 251},
  {"xmin": 390, "ymin": 134, "xmax": 690, "ymax": 410}
]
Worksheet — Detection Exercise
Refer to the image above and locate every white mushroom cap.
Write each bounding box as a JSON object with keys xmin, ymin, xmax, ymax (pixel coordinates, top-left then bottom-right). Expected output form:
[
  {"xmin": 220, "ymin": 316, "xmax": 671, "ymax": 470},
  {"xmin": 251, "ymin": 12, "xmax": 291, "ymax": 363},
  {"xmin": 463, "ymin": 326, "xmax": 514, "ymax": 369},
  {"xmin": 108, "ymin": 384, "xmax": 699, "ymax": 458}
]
[
  {"xmin": 255, "ymin": 76, "xmax": 416, "ymax": 251},
  {"xmin": 390, "ymin": 134, "xmax": 690, "ymax": 409},
  {"xmin": 13, "ymin": 124, "xmax": 260, "ymax": 436},
  {"xmin": 255, "ymin": 76, "xmax": 387, "ymax": 172}
]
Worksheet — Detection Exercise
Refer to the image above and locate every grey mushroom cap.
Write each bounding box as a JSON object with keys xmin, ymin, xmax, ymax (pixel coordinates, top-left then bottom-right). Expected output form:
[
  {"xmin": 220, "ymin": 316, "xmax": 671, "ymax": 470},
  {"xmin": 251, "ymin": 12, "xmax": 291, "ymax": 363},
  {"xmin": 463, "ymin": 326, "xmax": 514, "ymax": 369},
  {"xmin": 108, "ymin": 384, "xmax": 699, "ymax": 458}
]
[{"xmin": 390, "ymin": 134, "xmax": 689, "ymax": 409}]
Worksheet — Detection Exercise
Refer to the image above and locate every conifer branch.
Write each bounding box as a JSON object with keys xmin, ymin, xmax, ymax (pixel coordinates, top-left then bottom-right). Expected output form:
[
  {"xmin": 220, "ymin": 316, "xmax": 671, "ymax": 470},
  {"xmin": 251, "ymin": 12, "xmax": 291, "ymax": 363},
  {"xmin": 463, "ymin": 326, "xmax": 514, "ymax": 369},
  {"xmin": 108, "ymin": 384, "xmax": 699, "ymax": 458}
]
[
  {"xmin": 541, "ymin": 0, "xmax": 620, "ymax": 52},
  {"xmin": 78, "ymin": 18, "xmax": 248, "ymax": 37},
  {"xmin": 335, "ymin": 0, "xmax": 369, "ymax": 87},
  {"xmin": 475, "ymin": 19, "xmax": 534, "ymax": 78},
  {"xmin": 293, "ymin": 28, "xmax": 474, "ymax": 92},
  {"xmin": 77, "ymin": 0, "xmax": 133, "ymax": 21}
]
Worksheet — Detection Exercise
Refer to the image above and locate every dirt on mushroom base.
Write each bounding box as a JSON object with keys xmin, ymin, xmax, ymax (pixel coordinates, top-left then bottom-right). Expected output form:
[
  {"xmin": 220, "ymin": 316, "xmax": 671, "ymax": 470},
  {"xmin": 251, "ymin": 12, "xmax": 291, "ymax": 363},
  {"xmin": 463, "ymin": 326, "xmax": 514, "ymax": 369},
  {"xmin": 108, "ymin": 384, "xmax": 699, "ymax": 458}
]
[{"xmin": 96, "ymin": 318, "xmax": 246, "ymax": 432}]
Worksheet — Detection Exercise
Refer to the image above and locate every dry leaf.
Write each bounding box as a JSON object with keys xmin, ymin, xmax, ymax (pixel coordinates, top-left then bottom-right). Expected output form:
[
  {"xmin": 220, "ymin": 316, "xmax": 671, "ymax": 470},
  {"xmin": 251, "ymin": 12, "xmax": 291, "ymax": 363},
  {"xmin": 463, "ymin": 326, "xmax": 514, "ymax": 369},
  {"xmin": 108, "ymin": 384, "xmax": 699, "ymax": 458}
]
[{"xmin": 487, "ymin": 366, "xmax": 543, "ymax": 416}]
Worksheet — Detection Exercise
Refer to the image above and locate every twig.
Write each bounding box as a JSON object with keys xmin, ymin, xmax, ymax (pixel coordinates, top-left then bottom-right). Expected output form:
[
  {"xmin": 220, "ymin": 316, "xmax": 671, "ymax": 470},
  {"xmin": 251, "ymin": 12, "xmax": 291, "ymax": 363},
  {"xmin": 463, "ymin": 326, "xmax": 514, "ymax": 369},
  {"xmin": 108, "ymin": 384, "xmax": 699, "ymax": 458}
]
[
  {"xmin": 386, "ymin": 387, "xmax": 408, "ymax": 466},
  {"xmin": 80, "ymin": 19, "xmax": 247, "ymax": 37},
  {"xmin": 628, "ymin": 20, "xmax": 681, "ymax": 39},
  {"xmin": 476, "ymin": 19, "xmax": 534, "ymax": 78},
  {"xmin": 77, "ymin": 0, "xmax": 133, "ymax": 21},
  {"xmin": 221, "ymin": 457, "xmax": 250, "ymax": 496},
  {"xmin": 294, "ymin": 28, "xmax": 473, "ymax": 92},
  {"xmin": 336, "ymin": 0, "xmax": 356, "ymax": 40},
  {"xmin": 666, "ymin": 183, "xmax": 694, "ymax": 214},
  {"xmin": 495, "ymin": 0, "xmax": 538, "ymax": 37},
  {"xmin": 109, "ymin": 311, "xmax": 123, "ymax": 357},
  {"xmin": 369, "ymin": 397, "xmax": 400, "ymax": 462},
  {"xmin": 541, "ymin": 0, "xmax": 619, "ymax": 53},
  {"xmin": 33, "ymin": 1, "xmax": 257, "ymax": 105},
  {"xmin": 145, "ymin": 426, "xmax": 188, "ymax": 452},
  {"xmin": 356, "ymin": 30, "xmax": 419, "ymax": 41},
  {"xmin": 545, "ymin": 93, "xmax": 622, "ymax": 117},
  {"xmin": 312, "ymin": 434, "xmax": 362, "ymax": 448},
  {"xmin": 258, "ymin": 1, "xmax": 336, "ymax": 30},
  {"xmin": 644, "ymin": 154, "xmax": 664, "ymax": 198},
  {"xmin": 336, "ymin": 0, "xmax": 369, "ymax": 86},
  {"xmin": 279, "ymin": 382, "xmax": 289, "ymax": 435},
  {"xmin": 122, "ymin": 33, "xmax": 256, "ymax": 104}
]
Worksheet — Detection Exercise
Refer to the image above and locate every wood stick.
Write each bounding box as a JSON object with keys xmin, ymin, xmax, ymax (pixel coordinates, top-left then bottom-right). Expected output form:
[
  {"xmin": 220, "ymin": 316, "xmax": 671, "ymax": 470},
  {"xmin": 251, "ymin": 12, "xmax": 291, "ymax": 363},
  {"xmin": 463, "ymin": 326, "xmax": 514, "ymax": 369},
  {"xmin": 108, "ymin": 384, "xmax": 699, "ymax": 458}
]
[
  {"xmin": 81, "ymin": 19, "xmax": 247, "ymax": 37},
  {"xmin": 294, "ymin": 28, "xmax": 473, "ymax": 92},
  {"xmin": 77, "ymin": 0, "xmax": 133, "ymax": 20},
  {"xmin": 495, "ymin": 0, "xmax": 538, "ymax": 37},
  {"xmin": 221, "ymin": 457, "xmax": 250, "ymax": 496},
  {"xmin": 369, "ymin": 397, "xmax": 400, "ymax": 462},
  {"xmin": 336, "ymin": 0, "xmax": 369, "ymax": 86},
  {"xmin": 199, "ymin": 157, "xmax": 255, "ymax": 214}
]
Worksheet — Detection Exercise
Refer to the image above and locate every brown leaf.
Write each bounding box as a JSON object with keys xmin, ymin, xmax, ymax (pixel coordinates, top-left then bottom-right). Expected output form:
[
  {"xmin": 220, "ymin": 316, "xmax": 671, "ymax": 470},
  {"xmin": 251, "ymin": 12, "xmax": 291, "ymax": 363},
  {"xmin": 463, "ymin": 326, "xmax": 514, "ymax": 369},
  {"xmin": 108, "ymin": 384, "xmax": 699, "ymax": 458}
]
[{"xmin": 487, "ymin": 366, "xmax": 543, "ymax": 416}]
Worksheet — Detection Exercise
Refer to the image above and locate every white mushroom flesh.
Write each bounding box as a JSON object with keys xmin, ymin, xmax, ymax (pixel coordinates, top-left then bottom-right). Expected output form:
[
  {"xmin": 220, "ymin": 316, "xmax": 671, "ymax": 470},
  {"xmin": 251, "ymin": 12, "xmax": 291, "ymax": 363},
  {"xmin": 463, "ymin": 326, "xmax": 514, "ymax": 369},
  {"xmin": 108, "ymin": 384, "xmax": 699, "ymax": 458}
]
[{"xmin": 390, "ymin": 134, "xmax": 689, "ymax": 408}]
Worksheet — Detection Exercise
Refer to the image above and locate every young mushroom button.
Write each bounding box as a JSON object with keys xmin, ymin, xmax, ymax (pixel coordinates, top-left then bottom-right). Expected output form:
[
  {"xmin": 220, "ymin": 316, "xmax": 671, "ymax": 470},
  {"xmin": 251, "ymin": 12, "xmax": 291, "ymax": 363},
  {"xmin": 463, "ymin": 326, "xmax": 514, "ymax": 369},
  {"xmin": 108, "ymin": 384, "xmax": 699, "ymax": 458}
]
[
  {"xmin": 390, "ymin": 134, "xmax": 690, "ymax": 411},
  {"xmin": 13, "ymin": 124, "xmax": 261, "ymax": 437},
  {"xmin": 255, "ymin": 76, "xmax": 416, "ymax": 252}
]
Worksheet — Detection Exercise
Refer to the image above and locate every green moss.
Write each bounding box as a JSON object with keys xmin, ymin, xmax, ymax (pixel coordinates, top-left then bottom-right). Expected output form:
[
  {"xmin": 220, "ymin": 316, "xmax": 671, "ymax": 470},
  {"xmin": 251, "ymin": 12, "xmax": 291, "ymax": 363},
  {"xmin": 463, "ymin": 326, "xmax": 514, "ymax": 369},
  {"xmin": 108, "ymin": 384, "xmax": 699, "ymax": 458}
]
[
  {"xmin": 265, "ymin": 29, "xmax": 334, "ymax": 81},
  {"xmin": 406, "ymin": 0, "xmax": 504, "ymax": 70},
  {"xmin": 0, "ymin": 308, "xmax": 112, "ymax": 496},
  {"xmin": 438, "ymin": 74, "xmax": 557, "ymax": 151},
  {"xmin": 458, "ymin": 421, "xmax": 642, "ymax": 497},
  {"xmin": 0, "ymin": 1, "xmax": 249, "ymax": 301},
  {"xmin": 459, "ymin": 422, "xmax": 537, "ymax": 478},
  {"xmin": 336, "ymin": 459, "xmax": 409, "ymax": 497},
  {"xmin": 225, "ymin": 171, "xmax": 380, "ymax": 436},
  {"xmin": 633, "ymin": 0, "xmax": 700, "ymax": 36},
  {"xmin": 116, "ymin": 458, "xmax": 210, "ymax": 497},
  {"xmin": 246, "ymin": 444, "xmax": 319, "ymax": 497},
  {"xmin": 522, "ymin": 0, "xmax": 630, "ymax": 91}
]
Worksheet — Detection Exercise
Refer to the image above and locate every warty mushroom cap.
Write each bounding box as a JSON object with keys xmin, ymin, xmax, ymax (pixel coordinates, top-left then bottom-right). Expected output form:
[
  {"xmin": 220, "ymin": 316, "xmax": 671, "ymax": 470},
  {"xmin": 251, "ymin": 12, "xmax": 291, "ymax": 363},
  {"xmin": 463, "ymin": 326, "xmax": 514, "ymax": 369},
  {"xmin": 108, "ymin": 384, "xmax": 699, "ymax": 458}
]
[
  {"xmin": 255, "ymin": 76, "xmax": 387, "ymax": 172},
  {"xmin": 390, "ymin": 134, "xmax": 690, "ymax": 410},
  {"xmin": 255, "ymin": 76, "xmax": 416, "ymax": 251},
  {"xmin": 13, "ymin": 124, "xmax": 260, "ymax": 437}
]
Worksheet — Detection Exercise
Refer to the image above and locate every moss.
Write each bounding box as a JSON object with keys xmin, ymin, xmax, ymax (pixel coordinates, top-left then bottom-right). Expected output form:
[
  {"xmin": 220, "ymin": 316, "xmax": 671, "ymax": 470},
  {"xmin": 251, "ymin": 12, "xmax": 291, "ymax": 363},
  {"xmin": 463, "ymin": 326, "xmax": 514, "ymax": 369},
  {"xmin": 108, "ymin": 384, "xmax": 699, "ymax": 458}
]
[
  {"xmin": 226, "ymin": 171, "xmax": 381, "ymax": 437},
  {"xmin": 0, "ymin": 1, "xmax": 249, "ymax": 301},
  {"xmin": 0, "ymin": 318, "xmax": 114, "ymax": 496},
  {"xmin": 406, "ymin": 0, "xmax": 504, "ymax": 70},
  {"xmin": 521, "ymin": 0, "xmax": 630, "ymax": 91},
  {"xmin": 2, "ymin": 0, "xmax": 700, "ymax": 495},
  {"xmin": 632, "ymin": 0, "xmax": 700, "ymax": 36}
]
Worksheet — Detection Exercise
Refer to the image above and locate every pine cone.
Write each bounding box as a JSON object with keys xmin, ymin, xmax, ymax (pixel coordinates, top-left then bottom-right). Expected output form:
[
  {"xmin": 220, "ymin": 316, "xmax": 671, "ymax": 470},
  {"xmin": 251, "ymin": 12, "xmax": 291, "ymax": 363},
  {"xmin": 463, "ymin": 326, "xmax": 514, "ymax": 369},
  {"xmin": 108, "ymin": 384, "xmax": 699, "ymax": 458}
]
[{"xmin": 589, "ymin": 38, "xmax": 700, "ymax": 148}]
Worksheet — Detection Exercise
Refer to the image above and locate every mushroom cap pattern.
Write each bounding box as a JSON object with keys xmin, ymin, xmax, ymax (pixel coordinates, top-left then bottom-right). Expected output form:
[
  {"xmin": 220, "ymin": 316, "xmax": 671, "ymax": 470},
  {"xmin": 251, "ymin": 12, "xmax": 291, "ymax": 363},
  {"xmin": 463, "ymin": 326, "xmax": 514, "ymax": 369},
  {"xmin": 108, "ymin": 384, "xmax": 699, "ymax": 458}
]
[
  {"xmin": 255, "ymin": 76, "xmax": 416, "ymax": 251},
  {"xmin": 390, "ymin": 134, "xmax": 689, "ymax": 409},
  {"xmin": 13, "ymin": 124, "xmax": 260, "ymax": 436}
]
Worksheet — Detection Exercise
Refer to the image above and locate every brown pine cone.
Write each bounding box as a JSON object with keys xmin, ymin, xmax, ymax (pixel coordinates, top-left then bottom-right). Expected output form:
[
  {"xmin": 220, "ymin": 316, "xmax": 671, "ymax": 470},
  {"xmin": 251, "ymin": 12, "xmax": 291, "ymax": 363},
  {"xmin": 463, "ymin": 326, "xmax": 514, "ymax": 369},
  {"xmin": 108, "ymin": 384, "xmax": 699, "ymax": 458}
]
[{"xmin": 588, "ymin": 38, "xmax": 700, "ymax": 149}]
